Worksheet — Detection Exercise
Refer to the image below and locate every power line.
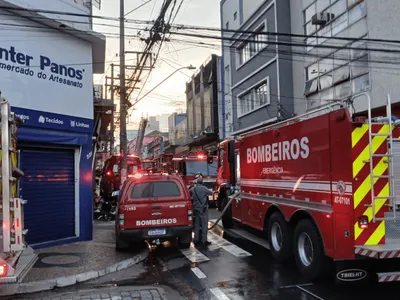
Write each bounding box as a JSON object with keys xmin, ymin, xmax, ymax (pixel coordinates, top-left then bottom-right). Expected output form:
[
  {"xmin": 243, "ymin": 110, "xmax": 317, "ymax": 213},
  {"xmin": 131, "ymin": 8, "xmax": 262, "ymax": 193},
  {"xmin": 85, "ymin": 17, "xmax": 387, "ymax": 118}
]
[{"xmin": 3, "ymin": 5, "xmax": 400, "ymax": 47}]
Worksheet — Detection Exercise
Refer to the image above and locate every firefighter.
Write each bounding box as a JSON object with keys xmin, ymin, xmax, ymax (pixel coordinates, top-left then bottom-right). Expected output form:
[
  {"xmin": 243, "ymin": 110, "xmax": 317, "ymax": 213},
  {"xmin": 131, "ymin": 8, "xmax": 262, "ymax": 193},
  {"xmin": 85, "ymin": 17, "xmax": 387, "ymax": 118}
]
[{"xmin": 189, "ymin": 177, "xmax": 212, "ymax": 246}]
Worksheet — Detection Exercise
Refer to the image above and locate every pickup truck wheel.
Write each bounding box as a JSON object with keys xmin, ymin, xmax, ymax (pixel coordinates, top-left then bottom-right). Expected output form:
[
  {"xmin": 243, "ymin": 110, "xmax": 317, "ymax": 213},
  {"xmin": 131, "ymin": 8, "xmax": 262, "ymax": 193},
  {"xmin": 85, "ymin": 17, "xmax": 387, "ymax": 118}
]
[
  {"xmin": 178, "ymin": 233, "xmax": 192, "ymax": 249},
  {"xmin": 293, "ymin": 219, "xmax": 331, "ymax": 280},
  {"xmin": 115, "ymin": 237, "xmax": 128, "ymax": 252},
  {"xmin": 221, "ymin": 196, "xmax": 233, "ymax": 229},
  {"xmin": 267, "ymin": 212, "xmax": 292, "ymax": 262}
]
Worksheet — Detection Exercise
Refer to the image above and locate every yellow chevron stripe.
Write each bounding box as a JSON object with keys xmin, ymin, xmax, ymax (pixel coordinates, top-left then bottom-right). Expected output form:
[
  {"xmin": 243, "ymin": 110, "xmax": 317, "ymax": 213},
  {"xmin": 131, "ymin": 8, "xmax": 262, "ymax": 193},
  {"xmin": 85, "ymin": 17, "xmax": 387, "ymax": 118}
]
[
  {"xmin": 352, "ymin": 124, "xmax": 369, "ymax": 148},
  {"xmin": 365, "ymin": 221, "xmax": 386, "ymax": 245},
  {"xmin": 353, "ymin": 157, "xmax": 387, "ymax": 209},
  {"xmin": 353, "ymin": 125, "xmax": 390, "ymax": 178},
  {"xmin": 354, "ymin": 183, "xmax": 389, "ymax": 240}
]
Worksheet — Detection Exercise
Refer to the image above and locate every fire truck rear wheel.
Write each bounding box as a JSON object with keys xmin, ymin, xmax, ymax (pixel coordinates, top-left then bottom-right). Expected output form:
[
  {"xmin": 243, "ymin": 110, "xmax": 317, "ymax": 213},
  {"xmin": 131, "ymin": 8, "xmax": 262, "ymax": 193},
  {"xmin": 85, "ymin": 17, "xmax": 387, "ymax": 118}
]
[
  {"xmin": 294, "ymin": 219, "xmax": 330, "ymax": 280},
  {"xmin": 267, "ymin": 212, "xmax": 292, "ymax": 262}
]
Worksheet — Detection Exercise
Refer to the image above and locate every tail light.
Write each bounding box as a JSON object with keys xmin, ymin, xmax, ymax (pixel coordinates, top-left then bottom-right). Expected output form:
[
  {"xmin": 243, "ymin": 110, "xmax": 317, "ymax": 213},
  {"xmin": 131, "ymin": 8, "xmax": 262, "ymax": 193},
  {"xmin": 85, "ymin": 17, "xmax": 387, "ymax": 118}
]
[
  {"xmin": 358, "ymin": 215, "xmax": 369, "ymax": 229},
  {"xmin": 119, "ymin": 214, "xmax": 125, "ymax": 225},
  {"xmin": 0, "ymin": 264, "xmax": 7, "ymax": 277},
  {"xmin": 106, "ymin": 171, "xmax": 111, "ymax": 176},
  {"xmin": 188, "ymin": 209, "xmax": 193, "ymax": 221}
]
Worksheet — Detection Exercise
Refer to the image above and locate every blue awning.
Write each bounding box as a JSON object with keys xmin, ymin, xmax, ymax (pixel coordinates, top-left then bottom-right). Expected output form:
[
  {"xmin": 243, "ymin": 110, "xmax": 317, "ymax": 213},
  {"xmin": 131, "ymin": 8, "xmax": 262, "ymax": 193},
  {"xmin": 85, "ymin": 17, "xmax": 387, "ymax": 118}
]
[{"xmin": 17, "ymin": 127, "xmax": 89, "ymax": 146}]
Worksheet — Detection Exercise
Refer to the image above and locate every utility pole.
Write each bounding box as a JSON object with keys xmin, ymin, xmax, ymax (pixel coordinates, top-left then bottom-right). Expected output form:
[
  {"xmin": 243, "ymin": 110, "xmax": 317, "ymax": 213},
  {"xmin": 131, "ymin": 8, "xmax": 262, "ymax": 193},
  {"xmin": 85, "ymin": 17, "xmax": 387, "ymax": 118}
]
[
  {"xmin": 110, "ymin": 63, "xmax": 115, "ymax": 155},
  {"xmin": 119, "ymin": 0, "xmax": 127, "ymax": 184}
]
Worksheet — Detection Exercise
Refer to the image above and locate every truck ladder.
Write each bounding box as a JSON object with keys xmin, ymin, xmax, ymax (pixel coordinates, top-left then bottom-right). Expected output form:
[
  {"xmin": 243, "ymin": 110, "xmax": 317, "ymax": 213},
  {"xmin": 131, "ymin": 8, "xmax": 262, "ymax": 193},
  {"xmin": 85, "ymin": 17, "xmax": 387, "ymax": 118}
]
[
  {"xmin": 0, "ymin": 97, "xmax": 37, "ymax": 282},
  {"xmin": 367, "ymin": 94, "xmax": 397, "ymax": 222}
]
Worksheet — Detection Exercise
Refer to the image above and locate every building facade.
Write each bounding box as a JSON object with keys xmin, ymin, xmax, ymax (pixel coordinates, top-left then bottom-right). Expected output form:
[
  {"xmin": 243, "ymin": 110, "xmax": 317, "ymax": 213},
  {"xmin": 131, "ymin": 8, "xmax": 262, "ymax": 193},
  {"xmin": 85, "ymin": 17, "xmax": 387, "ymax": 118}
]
[
  {"xmin": 220, "ymin": 0, "xmax": 294, "ymax": 137},
  {"xmin": 168, "ymin": 113, "xmax": 187, "ymax": 146},
  {"xmin": 186, "ymin": 55, "xmax": 220, "ymax": 154},
  {"xmin": 291, "ymin": 0, "xmax": 400, "ymax": 115},
  {"xmin": 0, "ymin": 0, "xmax": 105, "ymax": 248}
]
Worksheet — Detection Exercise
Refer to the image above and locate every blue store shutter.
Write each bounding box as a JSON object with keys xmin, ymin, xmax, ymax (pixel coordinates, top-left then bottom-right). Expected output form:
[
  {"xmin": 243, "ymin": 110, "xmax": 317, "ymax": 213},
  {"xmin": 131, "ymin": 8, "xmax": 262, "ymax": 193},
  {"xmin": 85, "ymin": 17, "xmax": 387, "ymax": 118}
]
[{"xmin": 20, "ymin": 148, "xmax": 76, "ymax": 245}]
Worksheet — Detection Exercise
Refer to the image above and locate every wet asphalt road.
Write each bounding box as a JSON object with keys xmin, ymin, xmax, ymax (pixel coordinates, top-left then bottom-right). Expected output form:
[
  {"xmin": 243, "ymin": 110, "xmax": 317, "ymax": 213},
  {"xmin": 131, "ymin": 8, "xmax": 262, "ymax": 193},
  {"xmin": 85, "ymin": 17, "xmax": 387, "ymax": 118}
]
[
  {"xmin": 121, "ymin": 208, "xmax": 400, "ymax": 300},
  {"xmin": 20, "ymin": 208, "xmax": 400, "ymax": 300}
]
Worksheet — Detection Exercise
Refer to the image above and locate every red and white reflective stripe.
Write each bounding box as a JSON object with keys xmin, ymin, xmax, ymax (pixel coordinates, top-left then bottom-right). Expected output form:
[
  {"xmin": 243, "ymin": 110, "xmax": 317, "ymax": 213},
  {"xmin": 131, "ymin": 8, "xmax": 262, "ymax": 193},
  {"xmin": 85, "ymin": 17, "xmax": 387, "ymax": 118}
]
[
  {"xmin": 378, "ymin": 273, "xmax": 400, "ymax": 282},
  {"xmin": 240, "ymin": 179, "xmax": 352, "ymax": 194},
  {"xmin": 380, "ymin": 250, "xmax": 400, "ymax": 259},
  {"xmin": 354, "ymin": 247, "xmax": 379, "ymax": 258}
]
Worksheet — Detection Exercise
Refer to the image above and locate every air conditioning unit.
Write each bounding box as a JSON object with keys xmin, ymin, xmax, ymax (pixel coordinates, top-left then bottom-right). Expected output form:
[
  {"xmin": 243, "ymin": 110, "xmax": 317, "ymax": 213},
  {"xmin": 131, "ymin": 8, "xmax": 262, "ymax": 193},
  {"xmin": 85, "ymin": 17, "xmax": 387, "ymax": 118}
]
[{"xmin": 311, "ymin": 12, "xmax": 332, "ymax": 25}]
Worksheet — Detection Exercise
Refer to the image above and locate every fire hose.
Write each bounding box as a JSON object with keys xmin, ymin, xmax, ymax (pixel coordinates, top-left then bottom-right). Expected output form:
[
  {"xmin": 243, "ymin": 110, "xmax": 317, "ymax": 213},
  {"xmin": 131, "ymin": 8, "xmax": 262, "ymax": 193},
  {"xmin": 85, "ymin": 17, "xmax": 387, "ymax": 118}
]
[{"xmin": 207, "ymin": 191, "xmax": 241, "ymax": 231}]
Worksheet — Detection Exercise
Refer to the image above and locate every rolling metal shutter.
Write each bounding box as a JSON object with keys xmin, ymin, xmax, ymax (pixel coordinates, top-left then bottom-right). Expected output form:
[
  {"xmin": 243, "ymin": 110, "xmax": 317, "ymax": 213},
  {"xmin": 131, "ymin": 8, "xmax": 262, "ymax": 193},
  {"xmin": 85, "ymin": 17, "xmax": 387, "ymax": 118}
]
[{"xmin": 20, "ymin": 148, "xmax": 76, "ymax": 245}]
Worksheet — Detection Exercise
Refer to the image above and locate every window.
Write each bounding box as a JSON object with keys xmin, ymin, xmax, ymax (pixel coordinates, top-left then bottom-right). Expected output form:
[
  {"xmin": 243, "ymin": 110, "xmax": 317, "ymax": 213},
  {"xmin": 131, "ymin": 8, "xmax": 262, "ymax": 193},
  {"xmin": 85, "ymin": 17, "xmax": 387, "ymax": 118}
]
[
  {"xmin": 131, "ymin": 181, "xmax": 181, "ymax": 199},
  {"xmin": 348, "ymin": 1, "xmax": 366, "ymax": 25},
  {"xmin": 304, "ymin": 34, "xmax": 370, "ymax": 98},
  {"xmin": 238, "ymin": 80, "xmax": 270, "ymax": 116},
  {"xmin": 186, "ymin": 161, "xmax": 217, "ymax": 176},
  {"xmin": 236, "ymin": 20, "xmax": 267, "ymax": 67},
  {"xmin": 352, "ymin": 73, "xmax": 370, "ymax": 93},
  {"xmin": 234, "ymin": 12, "xmax": 237, "ymax": 20},
  {"xmin": 303, "ymin": 0, "xmax": 366, "ymax": 42},
  {"xmin": 351, "ymin": 54, "xmax": 369, "ymax": 77},
  {"xmin": 238, "ymin": 43, "xmax": 251, "ymax": 66},
  {"xmin": 254, "ymin": 24, "xmax": 267, "ymax": 52}
]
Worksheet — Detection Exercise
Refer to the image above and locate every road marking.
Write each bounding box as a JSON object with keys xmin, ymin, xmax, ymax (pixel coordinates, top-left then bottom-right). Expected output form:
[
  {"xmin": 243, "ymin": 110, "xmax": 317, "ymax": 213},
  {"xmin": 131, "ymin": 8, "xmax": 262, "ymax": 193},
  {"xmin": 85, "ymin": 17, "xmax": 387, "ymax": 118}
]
[
  {"xmin": 296, "ymin": 286, "xmax": 324, "ymax": 300},
  {"xmin": 210, "ymin": 287, "xmax": 231, "ymax": 300},
  {"xmin": 207, "ymin": 232, "xmax": 252, "ymax": 257},
  {"xmin": 191, "ymin": 267, "xmax": 207, "ymax": 279},
  {"xmin": 180, "ymin": 246, "xmax": 210, "ymax": 263}
]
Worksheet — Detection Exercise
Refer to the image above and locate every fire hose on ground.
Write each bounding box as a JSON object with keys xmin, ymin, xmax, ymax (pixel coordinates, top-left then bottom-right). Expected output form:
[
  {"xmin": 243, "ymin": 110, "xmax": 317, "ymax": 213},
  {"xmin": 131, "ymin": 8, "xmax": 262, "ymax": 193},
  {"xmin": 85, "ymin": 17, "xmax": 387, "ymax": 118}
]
[{"xmin": 207, "ymin": 191, "xmax": 241, "ymax": 231}]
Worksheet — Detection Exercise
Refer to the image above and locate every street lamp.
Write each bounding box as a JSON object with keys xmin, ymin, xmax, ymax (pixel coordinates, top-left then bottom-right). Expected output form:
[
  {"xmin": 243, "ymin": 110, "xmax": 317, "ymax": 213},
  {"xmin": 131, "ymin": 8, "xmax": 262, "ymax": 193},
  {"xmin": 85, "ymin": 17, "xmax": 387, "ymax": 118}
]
[{"xmin": 133, "ymin": 65, "xmax": 196, "ymax": 106}]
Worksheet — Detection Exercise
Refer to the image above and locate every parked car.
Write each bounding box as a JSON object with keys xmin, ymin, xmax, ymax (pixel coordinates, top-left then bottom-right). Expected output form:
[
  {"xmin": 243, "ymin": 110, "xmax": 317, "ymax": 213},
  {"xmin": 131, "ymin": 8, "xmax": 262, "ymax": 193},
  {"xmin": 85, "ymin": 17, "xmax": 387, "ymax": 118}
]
[
  {"xmin": 115, "ymin": 172, "xmax": 193, "ymax": 251},
  {"xmin": 100, "ymin": 155, "xmax": 141, "ymax": 199}
]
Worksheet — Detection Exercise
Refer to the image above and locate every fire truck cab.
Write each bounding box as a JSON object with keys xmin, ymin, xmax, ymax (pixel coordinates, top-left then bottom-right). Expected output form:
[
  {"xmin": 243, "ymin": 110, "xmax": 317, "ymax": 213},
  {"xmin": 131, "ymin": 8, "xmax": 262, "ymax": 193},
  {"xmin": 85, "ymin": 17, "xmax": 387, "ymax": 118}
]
[
  {"xmin": 217, "ymin": 95, "xmax": 400, "ymax": 283},
  {"xmin": 173, "ymin": 152, "xmax": 218, "ymax": 205}
]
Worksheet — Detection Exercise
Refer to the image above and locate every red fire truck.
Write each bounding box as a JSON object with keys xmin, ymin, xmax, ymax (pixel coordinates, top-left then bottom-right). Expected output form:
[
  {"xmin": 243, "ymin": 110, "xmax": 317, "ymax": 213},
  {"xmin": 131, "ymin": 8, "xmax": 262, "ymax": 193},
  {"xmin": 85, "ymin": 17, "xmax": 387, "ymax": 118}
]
[
  {"xmin": 217, "ymin": 95, "xmax": 400, "ymax": 283},
  {"xmin": 173, "ymin": 152, "xmax": 218, "ymax": 204}
]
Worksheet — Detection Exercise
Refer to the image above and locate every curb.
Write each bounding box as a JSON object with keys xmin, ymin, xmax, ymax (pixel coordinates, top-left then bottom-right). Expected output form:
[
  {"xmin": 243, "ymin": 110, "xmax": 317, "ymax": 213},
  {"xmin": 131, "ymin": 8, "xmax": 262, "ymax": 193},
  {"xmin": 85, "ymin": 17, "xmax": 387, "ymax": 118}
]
[{"xmin": 0, "ymin": 249, "xmax": 148, "ymax": 296}]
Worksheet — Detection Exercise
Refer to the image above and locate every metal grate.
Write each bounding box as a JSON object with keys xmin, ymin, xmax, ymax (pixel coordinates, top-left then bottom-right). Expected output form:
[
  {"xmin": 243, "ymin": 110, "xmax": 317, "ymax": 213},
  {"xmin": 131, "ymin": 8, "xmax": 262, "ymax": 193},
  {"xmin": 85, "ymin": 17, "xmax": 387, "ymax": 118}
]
[{"xmin": 385, "ymin": 212, "xmax": 400, "ymax": 243}]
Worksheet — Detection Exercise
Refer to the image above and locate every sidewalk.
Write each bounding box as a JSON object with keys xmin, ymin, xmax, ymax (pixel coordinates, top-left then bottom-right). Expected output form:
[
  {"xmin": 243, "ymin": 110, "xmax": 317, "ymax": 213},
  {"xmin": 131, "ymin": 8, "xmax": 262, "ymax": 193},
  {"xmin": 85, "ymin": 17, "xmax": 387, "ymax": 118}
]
[
  {"xmin": 0, "ymin": 222, "xmax": 147, "ymax": 296},
  {"xmin": 11, "ymin": 285, "xmax": 176, "ymax": 300}
]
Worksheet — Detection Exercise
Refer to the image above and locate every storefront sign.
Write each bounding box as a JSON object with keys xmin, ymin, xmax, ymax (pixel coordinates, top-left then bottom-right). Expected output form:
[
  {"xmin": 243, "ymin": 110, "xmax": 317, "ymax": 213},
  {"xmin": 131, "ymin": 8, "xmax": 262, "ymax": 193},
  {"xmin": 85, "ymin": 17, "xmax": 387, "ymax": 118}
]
[
  {"xmin": 12, "ymin": 107, "xmax": 93, "ymax": 133},
  {"xmin": 0, "ymin": 14, "xmax": 93, "ymax": 121}
]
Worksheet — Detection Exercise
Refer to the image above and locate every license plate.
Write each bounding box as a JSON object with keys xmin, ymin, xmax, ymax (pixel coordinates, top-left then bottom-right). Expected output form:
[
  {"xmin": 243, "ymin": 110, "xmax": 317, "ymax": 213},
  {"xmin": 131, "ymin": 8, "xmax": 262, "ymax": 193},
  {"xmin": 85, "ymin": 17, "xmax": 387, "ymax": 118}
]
[{"xmin": 148, "ymin": 228, "xmax": 166, "ymax": 236}]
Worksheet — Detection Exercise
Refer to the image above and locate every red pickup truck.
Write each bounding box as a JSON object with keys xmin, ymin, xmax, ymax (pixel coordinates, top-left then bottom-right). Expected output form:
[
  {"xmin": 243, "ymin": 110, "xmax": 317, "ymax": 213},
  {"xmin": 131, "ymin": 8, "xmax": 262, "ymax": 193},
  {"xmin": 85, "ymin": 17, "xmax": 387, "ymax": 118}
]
[{"xmin": 115, "ymin": 172, "xmax": 193, "ymax": 250}]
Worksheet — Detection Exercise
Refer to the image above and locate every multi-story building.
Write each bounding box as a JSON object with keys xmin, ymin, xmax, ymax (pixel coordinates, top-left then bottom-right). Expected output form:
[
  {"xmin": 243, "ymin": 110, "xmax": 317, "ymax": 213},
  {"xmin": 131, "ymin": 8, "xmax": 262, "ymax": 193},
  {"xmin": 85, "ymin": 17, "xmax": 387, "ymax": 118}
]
[
  {"xmin": 168, "ymin": 113, "xmax": 187, "ymax": 146},
  {"xmin": 291, "ymin": 0, "xmax": 400, "ymax": 115},
  {"xmin": 186, "ymin": 54, "xmax": 220, "ymax": 154},
  {"xmin": 0, "ymin": 0, "xmax": 105, "ymax": 247},
  {"xmin": 220, "ymin": 0, "xmax": 294, "ymax": 137},
  {"xmin": 148, "ymin": 116, "xmax": 160, "ymax": 131}
]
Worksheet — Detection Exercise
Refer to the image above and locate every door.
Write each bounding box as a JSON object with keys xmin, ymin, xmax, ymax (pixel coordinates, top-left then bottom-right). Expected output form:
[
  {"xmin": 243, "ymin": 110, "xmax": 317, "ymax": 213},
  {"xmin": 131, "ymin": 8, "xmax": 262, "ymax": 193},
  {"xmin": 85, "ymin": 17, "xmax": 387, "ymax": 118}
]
[{"xmin": 20, "ymin": 148, "xmax": 76, "ymax": 245}]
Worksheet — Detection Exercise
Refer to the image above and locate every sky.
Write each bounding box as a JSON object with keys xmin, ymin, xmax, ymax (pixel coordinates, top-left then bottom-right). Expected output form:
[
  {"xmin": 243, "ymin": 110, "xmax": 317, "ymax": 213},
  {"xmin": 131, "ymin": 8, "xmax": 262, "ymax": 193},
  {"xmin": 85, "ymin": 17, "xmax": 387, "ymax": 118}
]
[{"xmin": 92, "ymin": 0, "xmax": 221, "ymax": 129}]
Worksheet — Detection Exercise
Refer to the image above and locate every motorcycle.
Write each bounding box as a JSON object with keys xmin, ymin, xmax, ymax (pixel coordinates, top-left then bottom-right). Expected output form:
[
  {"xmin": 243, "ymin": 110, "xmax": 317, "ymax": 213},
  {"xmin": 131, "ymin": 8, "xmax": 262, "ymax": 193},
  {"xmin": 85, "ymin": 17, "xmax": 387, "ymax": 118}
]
[{"xmin": 94, "ymin": 190, "xmax": 119, "ymax": 221}]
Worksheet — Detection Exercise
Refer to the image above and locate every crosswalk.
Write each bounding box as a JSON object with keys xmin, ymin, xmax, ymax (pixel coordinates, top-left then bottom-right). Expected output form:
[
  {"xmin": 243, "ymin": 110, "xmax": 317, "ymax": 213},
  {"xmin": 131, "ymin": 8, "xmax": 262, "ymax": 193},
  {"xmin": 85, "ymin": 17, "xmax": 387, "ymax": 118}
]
[{"xmin": 178, "ymin": 224, "xmax": 253, "ymax": 300}]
